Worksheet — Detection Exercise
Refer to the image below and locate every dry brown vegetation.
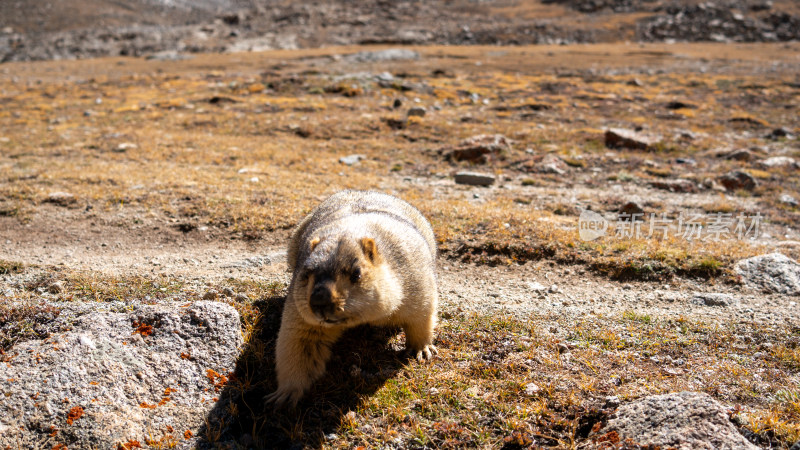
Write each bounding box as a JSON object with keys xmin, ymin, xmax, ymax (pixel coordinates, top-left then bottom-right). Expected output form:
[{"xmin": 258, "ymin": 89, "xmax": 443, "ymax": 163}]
[{"xmin": 1, "ymin": 43, "xmax": 800, "ymax": 447}]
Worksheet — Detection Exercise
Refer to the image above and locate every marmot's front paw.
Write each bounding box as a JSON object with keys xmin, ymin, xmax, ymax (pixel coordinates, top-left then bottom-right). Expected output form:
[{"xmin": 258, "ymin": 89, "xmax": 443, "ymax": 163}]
[
  {"xmin": 413, "ymin": 344, "xmax": 438, "ymax": 362},
  {"xmin": 264, "ymin": 386, "xmax": 304, "ymax": 409}
]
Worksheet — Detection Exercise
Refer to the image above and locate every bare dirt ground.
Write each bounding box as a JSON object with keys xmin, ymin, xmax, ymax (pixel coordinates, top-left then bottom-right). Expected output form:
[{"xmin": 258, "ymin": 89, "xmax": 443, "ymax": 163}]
[
  {"xmin": 1, "ymin": 43, "xmax": 800, "ymax": 447},
  {"xmin": 1, "ymin": 202, "xmax": 796, "ymax": 326}
]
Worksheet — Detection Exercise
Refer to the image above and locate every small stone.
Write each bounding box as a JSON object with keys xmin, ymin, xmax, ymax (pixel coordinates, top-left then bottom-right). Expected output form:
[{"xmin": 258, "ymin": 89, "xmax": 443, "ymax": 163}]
[
  {"xmin": 779, "ymin": 194, "xmax": 798, "ymax": 207},
  {"xmin": 675, "ymin": 158, "xmax": 696, "ymax": 165},
  {"xmin": 47, "ymin": 281, "xmax": 64, "ymax": 294},
  {"xmin": 649, "ymin": 179, "xmax": 697, "ymax": 193},
  {"xmin": 604, "ymin": 128, "xmax": 659, "ymax": 151},
  {"xmin": 718, "ymin": 170, "xmax": 758, "ymax": 191},
  {"xmin": 339, "ymin": 154, "xmax": 366, "ymax": 166},
  {"xmin": 759, "ymin": 156, "xmax": 798, "ymax": 169},
  {"xmin": 766, "ymin": 127, "xmax": 795, "ymax": 140},
  {"xmin": 46, "ymin": 192, "xmax": 77, "ymax": 207},
  {"xmin": 443, "ymin": 134, "xmax": 511, "ymax": 164},
  {"xmin": 527, "ymin": 282, "xmax": 547, "ymax": 291},
  {"xmin": 203, "ymin": 290, "xmax": 218, "ymax": 300},
  {"xmin": 538, "ymin": 154, "xmax": 568, "ymax": 175},
  {"xmin": 375, "ymin": 72, "xmax": 394, "ymax": 82},
  {"xmin": 691, "ymin": 293, "xmax": 734, "ymax": 307},
  {"xmin": 524, "ymin": 383, "xmax": 540, "ymax": 396},
  {"xmin": 115, "ymin": 142, "xmax": 138, "ymax": 153},
  {"xmin": 234, "ymin": 293, "xmax": 248, "ymax": 302},
  {"xmin": 392, "ymin": 99, "xmax": 402, "ymax": 109},
  {"xmin": 724, "ymin": 149, "xmax": 753, "ymax": 161},
  {"xmin": 221, "ymin": 287, "xmax": 235, "ymax": 297},
  {"xmin": 557, "ymin": 343, "xmax": 569, "ymax": 354},
  {"xmin": 407, "ymin": 107, "xmax": 426, "ymax": 118},
  {"xmin": 454, "ymin": 171, "xmax": 495, "ymax": 186},
  {"xmin": 548, "ymin": 284, "xmax": 559, "ymax": 293},
  {"xmin": 619, "ymin": 202, "xmax": 644, "ymax": 220},
  {"xmin": 428, "ymin": 387, "xmax": 439, "ymax": 396}
]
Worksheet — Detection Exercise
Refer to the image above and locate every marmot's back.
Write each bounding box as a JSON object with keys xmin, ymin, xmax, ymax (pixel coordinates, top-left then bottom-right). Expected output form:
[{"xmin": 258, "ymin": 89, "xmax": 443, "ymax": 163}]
[{"xmin": 288, "ymin": 190, "xmax": 436, "ymax": 269}]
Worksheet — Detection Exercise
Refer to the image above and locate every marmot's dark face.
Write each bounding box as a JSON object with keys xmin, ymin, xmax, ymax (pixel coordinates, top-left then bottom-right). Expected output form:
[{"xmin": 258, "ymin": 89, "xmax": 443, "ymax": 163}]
[{"xmin": 293, "ymin": 235, "xmax": 385, "ymax": 327}]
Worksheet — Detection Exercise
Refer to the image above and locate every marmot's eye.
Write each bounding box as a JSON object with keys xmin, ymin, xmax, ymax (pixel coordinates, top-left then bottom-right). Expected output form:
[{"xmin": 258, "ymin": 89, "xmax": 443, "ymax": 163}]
[{"xmin": 349, "ymin": 267, "xmax": 361, "ymax": 284}]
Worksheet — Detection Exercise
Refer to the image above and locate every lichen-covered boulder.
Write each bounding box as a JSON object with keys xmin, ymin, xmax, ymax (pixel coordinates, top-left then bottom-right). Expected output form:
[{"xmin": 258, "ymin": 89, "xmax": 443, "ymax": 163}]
[{"xmin": 0, "ymin": 301, "xmax": 242, "ymax": 449}]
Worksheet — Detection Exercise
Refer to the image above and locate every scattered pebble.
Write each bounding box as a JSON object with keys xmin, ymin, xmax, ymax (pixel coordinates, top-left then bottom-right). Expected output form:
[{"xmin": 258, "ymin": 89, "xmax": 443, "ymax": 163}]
[
  {"xmin": 691, "ymin": 293, "xmax": 734, "ymax": 307},
  {"xmin": 47, "ymin": 281, "xmax": 64, "ymax": 294},
  {"xmin": 605, "ymin": 128, "xmax": 659, "ymax": 151},
  {"xmin": 619, "ymin": 201, "xmax": 644, "ymax": 219},
  {"xmin": 454, "ymin": 171, "xmax": 495, "ymax": 186},
  {"xmin": 717, "ymin": 170, "xmax": 757, "ymax": 191},
  {"xmin": 407, "ymin": 107, "xmax": 426, "ymax": 118},
  {"xmin": 46, "ymin": 192, "xmax": 77, "ymax": 207},
  {"xmin": 527, "ymin": 282, "xmax": 547, "ymax": 291},
  {"xmin": 524, "ymin": 383, "xmax": 540, "ymax": 396},
  {"xmin": 759, "ymin": 156, "xmax": 798, "ymax": 169},
  {"xmin": 115, "ymin": 142, "xmax": 138, "ymax": 153},
  {"xmin": 339, "ymin": 154, "xmax": 366, "ymax": 166},
  {"xmin": 780, "ymin": 194, "xmax": 798, "ymax": 207}
]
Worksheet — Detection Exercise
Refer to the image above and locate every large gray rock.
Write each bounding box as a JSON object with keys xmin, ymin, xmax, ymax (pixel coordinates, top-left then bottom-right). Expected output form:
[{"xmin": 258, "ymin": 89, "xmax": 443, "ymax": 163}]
[
  {"xmin": 735, "ymin": 253, "xmax": 800, "ymax": 295},
  {"xmin": 600, "ymin": 391, "xmax": 757, "ymax": 449},
  {"xmin": 0, "ymin": 301, "xmax": 242, "ymax": 448}
]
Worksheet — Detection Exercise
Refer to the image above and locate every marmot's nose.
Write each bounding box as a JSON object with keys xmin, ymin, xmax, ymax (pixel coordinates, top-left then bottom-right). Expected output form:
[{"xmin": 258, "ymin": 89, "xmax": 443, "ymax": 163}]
[{"xmin": 310, "ymin": 285, "xmax": 332, "ymax": 309}]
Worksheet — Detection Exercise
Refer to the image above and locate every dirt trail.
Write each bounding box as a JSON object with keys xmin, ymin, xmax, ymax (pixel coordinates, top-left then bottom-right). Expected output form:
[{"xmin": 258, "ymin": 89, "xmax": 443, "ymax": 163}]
[{"xmin": 3, "ymin": 209, "xmax": 796, "ymax": 328}]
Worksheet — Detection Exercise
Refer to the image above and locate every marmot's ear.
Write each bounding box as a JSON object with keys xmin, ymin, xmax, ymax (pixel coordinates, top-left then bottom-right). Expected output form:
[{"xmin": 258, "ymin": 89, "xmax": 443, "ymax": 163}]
[
  {"xmin": 359, "ymin": 237, "xmax": 379, "ymax": 263},
  {"xmin": 309, "ymin": 237, "xmax": 320, "ymax": 252}
]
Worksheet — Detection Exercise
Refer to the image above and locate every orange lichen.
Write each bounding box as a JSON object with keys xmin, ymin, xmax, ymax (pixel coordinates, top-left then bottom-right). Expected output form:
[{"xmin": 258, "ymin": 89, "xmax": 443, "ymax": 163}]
[
  {"xmin": 205, "ymin": 369, "xmax": 229, "ymax": 393},
  {"xmin": 184, "ymin": 430, "xmax": 193, "ymax": 439},
  {"xmin": 117, "ymin": 441, "xmax": 142, "ymax": 450},
  {"xmin": 131, "ymin": 321, "xmax": 153, "ymax": 337},
  {"xmin": 66, "ymin": 406, "xmax": 84, "ymax": 425}
]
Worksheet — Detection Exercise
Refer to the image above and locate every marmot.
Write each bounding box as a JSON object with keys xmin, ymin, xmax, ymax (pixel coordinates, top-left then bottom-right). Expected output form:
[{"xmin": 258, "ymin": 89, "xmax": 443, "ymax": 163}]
[{"xmin": 266, "ymin": 190, "xmax": 438, "ymax": 408}]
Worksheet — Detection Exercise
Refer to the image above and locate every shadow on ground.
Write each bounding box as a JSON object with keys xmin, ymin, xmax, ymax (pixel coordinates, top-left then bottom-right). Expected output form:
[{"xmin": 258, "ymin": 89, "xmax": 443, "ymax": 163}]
[{"xmin": 199, "ymin": 295, "xmax": 412, "ymax": 448}]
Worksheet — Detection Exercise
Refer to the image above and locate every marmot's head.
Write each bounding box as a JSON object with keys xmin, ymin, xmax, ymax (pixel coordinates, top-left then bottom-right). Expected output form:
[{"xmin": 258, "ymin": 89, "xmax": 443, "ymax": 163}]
[{"xmin": 292, "ymin": 234, "xmax": 398, "ymax": 327}]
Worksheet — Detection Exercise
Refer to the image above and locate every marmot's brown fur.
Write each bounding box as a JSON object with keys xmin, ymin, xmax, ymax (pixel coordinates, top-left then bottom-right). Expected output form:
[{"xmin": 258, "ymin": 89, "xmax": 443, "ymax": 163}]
[{"xmin": 266, "ymin": 190, "xmax": 438, "ymax": 407}]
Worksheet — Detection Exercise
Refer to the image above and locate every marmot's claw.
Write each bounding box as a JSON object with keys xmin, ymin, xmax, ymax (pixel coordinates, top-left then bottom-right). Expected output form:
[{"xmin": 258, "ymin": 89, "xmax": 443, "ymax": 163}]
[{"xmin": 414, "ymin": 344, "xmax": 438, "ymax": 362}]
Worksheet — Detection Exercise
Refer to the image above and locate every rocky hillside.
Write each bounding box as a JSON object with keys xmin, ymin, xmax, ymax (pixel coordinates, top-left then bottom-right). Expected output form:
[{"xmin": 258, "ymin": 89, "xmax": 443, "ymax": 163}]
[{"xmin": 2, "ymin": 0, "xmax": 800, "ymax": 62}]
